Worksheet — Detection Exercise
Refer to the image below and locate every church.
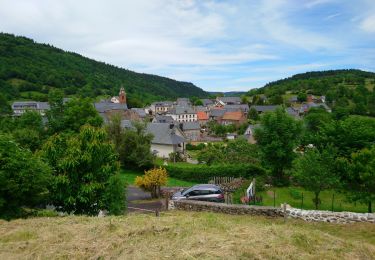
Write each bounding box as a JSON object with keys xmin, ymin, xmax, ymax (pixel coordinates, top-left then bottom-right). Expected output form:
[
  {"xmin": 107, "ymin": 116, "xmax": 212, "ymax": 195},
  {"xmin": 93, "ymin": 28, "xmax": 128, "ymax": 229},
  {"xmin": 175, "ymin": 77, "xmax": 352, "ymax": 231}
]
[{"xmin": 94, "ymin": 86, "xmax": 145, "ymax": 122}]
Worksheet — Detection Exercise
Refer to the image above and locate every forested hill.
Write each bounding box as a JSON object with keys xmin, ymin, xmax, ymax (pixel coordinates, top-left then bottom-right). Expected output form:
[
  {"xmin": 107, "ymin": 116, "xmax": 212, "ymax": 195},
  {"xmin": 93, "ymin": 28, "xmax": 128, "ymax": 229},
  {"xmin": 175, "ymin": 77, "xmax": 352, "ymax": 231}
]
[
  {"xmin": 0, "ymin": 33, "xmax": 207, "ymax": 105},
  {"xmin": 248, "ymin": 69, "xmax": 375, "ymax": 116}
]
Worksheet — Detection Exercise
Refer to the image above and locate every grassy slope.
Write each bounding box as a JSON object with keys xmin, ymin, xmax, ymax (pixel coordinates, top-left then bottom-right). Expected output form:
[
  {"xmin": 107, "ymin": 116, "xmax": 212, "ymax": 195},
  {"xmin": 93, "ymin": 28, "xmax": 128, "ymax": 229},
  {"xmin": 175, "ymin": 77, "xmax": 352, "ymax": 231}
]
[
  {"xmin": 120, "ymin": 169, "xmax": 197, "ymax": 187},
  {"xmin": 0, "ymin": 211, "xmax": 374, "ymax": 259}
]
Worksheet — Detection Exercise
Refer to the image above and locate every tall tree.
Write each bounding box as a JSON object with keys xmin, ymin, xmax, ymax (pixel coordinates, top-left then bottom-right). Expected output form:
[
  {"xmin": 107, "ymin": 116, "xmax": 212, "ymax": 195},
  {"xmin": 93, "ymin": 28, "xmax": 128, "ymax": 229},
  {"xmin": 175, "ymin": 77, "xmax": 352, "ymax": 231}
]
[
  {"xmin": 292, "ymin": 146, "xmax": 339, "ymax": 209},
  {"xmin": 347, "ymin": 145, "xmax": 375, "ymax": 213},
  {"xmin": 41, "ymin": 126, "xmax": 124, "ymax": 215},
  {"xmin": 254, "ymin": 107, "xmax": 303, "ymax": 185}
]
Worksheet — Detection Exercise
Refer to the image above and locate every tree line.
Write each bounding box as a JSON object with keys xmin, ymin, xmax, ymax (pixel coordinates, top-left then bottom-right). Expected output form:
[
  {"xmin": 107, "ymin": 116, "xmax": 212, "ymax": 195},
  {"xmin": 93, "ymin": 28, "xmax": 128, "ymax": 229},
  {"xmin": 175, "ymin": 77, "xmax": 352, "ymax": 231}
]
[{"xmin": 0, "ymin": 33, "xmax": 207, "ymax": 106}]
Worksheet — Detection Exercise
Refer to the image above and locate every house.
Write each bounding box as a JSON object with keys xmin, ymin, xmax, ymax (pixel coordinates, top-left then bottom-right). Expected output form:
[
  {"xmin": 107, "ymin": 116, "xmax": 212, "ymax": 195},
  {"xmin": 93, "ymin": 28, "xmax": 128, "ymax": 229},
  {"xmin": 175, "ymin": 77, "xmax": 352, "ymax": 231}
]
[
  {"xmin": 146, "ymin": 123, "xmax": 186, "ymax": 158},
  {"xmin": 224, "ymin": 104, "xmax": 249, "ymax": 114},
  {"xmin": 197, "ymin": 111, "xmax": 209, "ymax": 126},
  {"xmin": 250, "ymin": 105, "xmax": 279, "ymax": 114},
  {"xmin": 94, "ymin": 87, "xmax": 129, "ymax": 122},
  {"xmin": 216, "ymin": 96, "xmax": 241, "ymax": 105},
  {"xmin": 200, "ymin": 99, "xmax": 214, "ymax": 107},
  {"xmin": 286, "ymin": 107, "xmax": 300, "ymax": 119},
  {"xmin": 209, "ymin": 108, "xmax": 226, "ymax": 122},
  {"xmin": 131, "ymin": 108, "xmax": 147, "ymax": 119},
  {"xmin": 221, "ymin": 111, "xmax": 246, "ymax": 126},
  {"xmin": 12, "ymin": 98, "xmax": 70, "ymax": 116},
  {"xmin": 150, "ymin": 101, "xmax": 174, "ymax": 114},
  {"xmin": 168, "ymin": 106, "xmax": 197, "ymax": 122},
  {"xmin": 180, "ymin": 121, "xmax": 201, "ymax": 141},
  {"xmin": 244, "ymin": 124, "xmax": 258, "ymax": 144},
  {"xmin": 176, "ymin": 98, "xmax": 191, "ymax": 107},
  {"xmin": 152, "ymin": 115, "xmax": 175, "ymax": 124},
  {"xmin": 12, "ymin": 101, "xmax": 50, "ymax": 116}
]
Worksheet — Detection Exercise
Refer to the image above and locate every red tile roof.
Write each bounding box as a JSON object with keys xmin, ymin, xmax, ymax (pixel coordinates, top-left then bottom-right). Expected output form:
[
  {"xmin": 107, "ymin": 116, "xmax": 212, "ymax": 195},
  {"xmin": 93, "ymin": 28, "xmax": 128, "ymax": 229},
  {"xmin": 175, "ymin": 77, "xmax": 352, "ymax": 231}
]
[
  {"xmin": 197, "ymin": 111, "xmax": 209, "ymax": 120},
  {"xmin": 222, "ymin": 111, "xmax": 244, "ymax": 121}
]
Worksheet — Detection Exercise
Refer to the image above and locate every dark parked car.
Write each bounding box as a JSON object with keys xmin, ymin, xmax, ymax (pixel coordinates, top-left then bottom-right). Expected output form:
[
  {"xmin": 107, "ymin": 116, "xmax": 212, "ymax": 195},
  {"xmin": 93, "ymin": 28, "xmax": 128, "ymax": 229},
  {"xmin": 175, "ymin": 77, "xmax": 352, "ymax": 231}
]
[{"xmin": 172, "ymin": 184, "xmax": 224, "ymax": 203}]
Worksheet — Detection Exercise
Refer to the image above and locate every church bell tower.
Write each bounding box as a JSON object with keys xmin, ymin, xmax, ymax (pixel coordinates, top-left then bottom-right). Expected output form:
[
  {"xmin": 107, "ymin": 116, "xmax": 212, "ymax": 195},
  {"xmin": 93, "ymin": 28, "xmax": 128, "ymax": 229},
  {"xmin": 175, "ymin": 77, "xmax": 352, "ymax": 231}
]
[{"xmin": 119, "ymin": 86, "xmax": 127, "ymax": 104}]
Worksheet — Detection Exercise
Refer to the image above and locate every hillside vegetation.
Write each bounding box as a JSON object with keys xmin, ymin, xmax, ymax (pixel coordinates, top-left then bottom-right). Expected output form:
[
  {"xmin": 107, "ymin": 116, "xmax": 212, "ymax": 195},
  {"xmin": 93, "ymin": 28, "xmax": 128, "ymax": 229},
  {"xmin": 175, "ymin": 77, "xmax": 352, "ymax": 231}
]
[
  {"xmin": 0, "ymin": 33, "xmax": 207, "ymax": 105},
  {"xmin": 0, "ymin": 211, "xmax": 374, "ymax": 259},
  {"xmin": 248, "ymin": 69, "xmax": 375, "ymax": 116}
]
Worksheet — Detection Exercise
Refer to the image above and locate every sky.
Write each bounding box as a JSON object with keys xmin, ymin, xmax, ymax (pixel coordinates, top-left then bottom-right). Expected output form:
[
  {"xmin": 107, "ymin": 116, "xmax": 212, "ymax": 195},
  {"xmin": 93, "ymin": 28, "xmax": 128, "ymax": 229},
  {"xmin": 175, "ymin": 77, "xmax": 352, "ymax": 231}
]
[{"xmin": 0, "ymin": 0, "xmax": 375, "ymax": 92}]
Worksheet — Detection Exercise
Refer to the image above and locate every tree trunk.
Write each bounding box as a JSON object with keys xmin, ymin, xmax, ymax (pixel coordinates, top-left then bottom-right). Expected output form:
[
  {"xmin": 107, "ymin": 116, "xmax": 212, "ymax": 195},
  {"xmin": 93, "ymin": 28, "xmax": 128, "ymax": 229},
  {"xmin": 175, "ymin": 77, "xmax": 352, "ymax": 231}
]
[
  {"xmin": 314, "ymin": 192, "xmax": 320, "ymax": 210},
  {"xmin": 369, "ymin": 201, "xmax": 372, "ymax": 213}
]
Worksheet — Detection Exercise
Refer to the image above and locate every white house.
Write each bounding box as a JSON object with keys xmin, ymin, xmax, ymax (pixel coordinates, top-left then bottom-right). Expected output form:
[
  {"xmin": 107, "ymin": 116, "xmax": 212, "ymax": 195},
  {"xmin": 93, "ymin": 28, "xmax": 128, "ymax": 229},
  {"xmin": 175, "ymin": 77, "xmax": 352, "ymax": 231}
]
[
  {"xmin": 146, "ymin": 123, "xmax": 186, "ymax": 158},
  {"xmin": 168, "ymin": 106, "xmax": 197, "ymax": 122}
]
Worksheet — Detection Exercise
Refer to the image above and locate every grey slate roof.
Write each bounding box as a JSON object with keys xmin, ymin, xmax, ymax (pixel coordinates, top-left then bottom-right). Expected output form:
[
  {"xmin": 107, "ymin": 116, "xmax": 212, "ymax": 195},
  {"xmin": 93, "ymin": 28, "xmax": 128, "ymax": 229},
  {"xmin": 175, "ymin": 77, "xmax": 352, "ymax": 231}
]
[
  {"xmin": 176, "ymin": 98, "xmax": 191, "ymax": 106},
  {"xmin": 131, "ymin": 108, "xmax": 146, "ymax": 118},
  {"xmin": 181, "ymin": 121, "xmax": 200, "ymax": 131},
  {"xmin": 152, "ymin": 101, "xmax": 174, "ymax": 107},
  {"xmin": 94, "ymin": 102, "xmax": 128, "ymax": 113},
  {"xmin": 201, "ymin": 99, "xmax": 214, "ymax": 106},
  {"xmin": 224, "ymin": 104, "xmax": 249, "ymax": 113},
  {"xmin": 250, "ymin": 105, "xmax": 279, "ymax": 113},
  {"xmin": 12, "ymin": 101, "xmax": 50, "ymax": 110},
  {"xmin": 210, "ymin": 109, "xmax": 226, "ymax": 117},
  {"xmin": 146, "ymin": 123, "xmax": 185, "ymax": 145},
  {"xmin": 217, "ymin": 96, "xmax": 241, "ymax": 104},
  {"xmin": 153, "ymin": 115, "xmax": 175, "ymax": 123},
  {"xmin": 170, "ymin": 105, "xmax": 195, "ymax": 115},
  {"xmin": 194, "ymin": 106, "xmax": 209, "ymax": 112}
]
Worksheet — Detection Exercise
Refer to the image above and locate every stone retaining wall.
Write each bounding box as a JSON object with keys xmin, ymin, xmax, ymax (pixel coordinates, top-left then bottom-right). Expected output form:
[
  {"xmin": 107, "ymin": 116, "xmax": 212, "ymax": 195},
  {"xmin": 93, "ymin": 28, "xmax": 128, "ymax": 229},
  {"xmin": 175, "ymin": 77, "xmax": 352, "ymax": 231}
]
[
  {"xmin": 170, "ymin": 200, "xmax": 375, "ymax": 224},
  {"xmin": 172, "ymin": 200, "xmax": 283, "ymax": 217},
  {"xmin": 286, "ymin": 208, "xmax": 375, "ymax": 224}
]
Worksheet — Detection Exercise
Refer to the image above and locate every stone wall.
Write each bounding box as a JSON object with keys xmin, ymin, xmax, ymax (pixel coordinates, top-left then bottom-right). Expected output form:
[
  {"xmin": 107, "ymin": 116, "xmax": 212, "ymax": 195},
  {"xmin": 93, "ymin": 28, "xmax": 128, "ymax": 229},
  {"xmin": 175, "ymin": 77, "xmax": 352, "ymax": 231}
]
[
  {"xmin": 172, "ymin": 200, "xmax": 283, "ymax": 218},
  {"xmin": 170, "ymin": 200, "xmax": 375, "ymax": 224},
  {"xmin": 286, "ymin": 208, "xmax": 375, "ymax": 224}
]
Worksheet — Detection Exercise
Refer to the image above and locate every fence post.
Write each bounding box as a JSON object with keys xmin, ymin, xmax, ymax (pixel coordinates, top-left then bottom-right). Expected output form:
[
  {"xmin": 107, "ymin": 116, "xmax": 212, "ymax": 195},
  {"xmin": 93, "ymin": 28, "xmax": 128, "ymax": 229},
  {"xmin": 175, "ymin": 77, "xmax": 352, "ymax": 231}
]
[
  {"xmin": 331, "ymin": 193, "xmax": 335, "ymax": 212},
  {"xmin": 301, "ymin": 192, "xmax": 304, "ymax": 210}
]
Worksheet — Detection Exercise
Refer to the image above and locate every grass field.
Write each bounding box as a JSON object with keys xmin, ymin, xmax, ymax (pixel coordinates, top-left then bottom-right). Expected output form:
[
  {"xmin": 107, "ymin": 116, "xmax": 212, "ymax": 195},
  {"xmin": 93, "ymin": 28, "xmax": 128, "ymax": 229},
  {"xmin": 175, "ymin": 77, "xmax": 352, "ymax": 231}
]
[
  {"xmin": 0, "ymin": 211, "xmax": 374, "ymax": 259},
  {"xmin": 120, "ymin": 169, "xmax": 197, "ymax": 187},
  {"xmin": 234, "ymin": 186, "xmax": 371, "ymax": 213}
]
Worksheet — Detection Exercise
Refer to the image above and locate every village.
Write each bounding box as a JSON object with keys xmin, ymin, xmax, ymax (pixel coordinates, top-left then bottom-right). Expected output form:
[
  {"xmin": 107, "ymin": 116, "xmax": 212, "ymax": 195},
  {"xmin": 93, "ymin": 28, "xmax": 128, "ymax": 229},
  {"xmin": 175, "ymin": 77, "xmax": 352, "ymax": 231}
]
[{"xmin": 11, "ymin": 87, "xmax": 332, "ymax": 160}]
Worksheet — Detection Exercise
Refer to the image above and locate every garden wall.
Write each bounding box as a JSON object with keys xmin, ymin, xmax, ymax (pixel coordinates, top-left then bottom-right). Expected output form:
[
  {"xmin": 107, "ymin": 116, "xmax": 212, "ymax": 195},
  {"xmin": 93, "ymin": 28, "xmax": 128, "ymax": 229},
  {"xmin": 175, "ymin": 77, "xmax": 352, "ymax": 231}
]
[{"xmin": 170, "ymin": 200, "xmax": 375, "ymax": 224}]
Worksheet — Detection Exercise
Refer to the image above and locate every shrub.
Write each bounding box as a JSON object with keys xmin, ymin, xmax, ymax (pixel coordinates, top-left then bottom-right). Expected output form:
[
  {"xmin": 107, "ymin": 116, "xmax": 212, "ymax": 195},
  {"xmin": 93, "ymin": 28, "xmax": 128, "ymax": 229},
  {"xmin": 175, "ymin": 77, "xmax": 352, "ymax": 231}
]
[
  {"xmin": 165, "ymin": 164, "xmax": 266, "ymax": 183},
  {"xmin": 135, "ymin": 167, "xmax": 168, "ymax": 198},
  {"xmin": 186, "ymin": 143, "xmax": 206, "ymax": 151},
  {"xmin": 0, "ymin": 134, "xmax": 52, "ymax": 219}
]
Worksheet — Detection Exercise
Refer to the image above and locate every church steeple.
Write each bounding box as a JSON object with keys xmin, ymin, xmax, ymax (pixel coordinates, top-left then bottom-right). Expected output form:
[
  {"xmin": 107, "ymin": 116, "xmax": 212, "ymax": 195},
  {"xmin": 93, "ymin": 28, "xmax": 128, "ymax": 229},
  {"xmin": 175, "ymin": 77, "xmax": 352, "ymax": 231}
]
[{"xmin": 119, "ymin": 86, "xmax": 127, "ymax": 104}]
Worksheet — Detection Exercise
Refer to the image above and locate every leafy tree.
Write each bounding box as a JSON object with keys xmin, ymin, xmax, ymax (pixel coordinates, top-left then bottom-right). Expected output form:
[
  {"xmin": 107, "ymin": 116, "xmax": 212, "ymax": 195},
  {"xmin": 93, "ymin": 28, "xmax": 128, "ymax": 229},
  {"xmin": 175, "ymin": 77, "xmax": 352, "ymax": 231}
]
[
  {"xmin": 0, "ymin": 134, "xmax": 51, "ymax": 219},
  {"xmin": 197, "ymin": 138, "xmax": 260, "ymax": 165},
  {"xmin": 104, "ymin": 174, "xmax": 126, "ymax": 215},
  {"xmin": 135, "ymin": 167, "xmax": 168, "ymax": 198},
  {"xmin": 40, "ymin": 126, "xmax": 124, "ymax": 215},
  {"xmin": 254, "ymin": 107, "xmax": 303, "ymax": 185},
  {"xmin": 346, "ymin": 146, "xmax": 375, "ymax": 213},
  {"xmin": 63, "ymin": 98, "xmax": 103, "ymax": 132},
  {"xmin": 47, "ymin": 89, "xmax": 65, "ymax": 133},
  {"xmin": 304, "ymin": 107, "xmax": 332, "ymax": 132},
  {"xmin": 248, "ymin": 107, "xmax": 260, "ymax": 121},
  {"xmin": 119, "ymin": 122, "xmax": 154, "ymax": 169},
  {"xmin": 292, "ymin": 146, "xmax": 339, "ymax": 209},
  {"xmin": 0, "ymin": 93, "xmax": 11, "ymax": 115},
  {"xmin": 297, "ymin": 92, "xmax": 307, "ymax": 102}
]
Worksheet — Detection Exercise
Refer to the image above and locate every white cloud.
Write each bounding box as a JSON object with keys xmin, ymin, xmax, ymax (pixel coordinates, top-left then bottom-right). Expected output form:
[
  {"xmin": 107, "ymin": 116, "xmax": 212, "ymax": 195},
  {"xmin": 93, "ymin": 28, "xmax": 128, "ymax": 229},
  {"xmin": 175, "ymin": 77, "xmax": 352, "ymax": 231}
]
[{"xmin": 360, "ymin": 15, "xmax": 375, "ymax": 33}]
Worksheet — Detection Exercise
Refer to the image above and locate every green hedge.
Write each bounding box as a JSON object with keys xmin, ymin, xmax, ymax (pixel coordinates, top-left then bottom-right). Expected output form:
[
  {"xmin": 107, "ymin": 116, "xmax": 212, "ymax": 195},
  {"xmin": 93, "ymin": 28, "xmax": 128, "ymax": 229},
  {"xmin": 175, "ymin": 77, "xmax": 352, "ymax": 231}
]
[{"xmin": 165, "ymin": 164, "xmax": 266, "ymax": 183}]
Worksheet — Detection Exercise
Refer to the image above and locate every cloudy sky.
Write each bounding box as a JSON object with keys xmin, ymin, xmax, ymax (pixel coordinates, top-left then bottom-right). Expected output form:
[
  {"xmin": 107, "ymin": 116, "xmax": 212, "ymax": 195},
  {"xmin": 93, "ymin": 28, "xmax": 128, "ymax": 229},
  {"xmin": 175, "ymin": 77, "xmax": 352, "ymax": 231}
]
[{"xmin": 1, "ymin": 0, "xmax": 375, "ymax": 92}]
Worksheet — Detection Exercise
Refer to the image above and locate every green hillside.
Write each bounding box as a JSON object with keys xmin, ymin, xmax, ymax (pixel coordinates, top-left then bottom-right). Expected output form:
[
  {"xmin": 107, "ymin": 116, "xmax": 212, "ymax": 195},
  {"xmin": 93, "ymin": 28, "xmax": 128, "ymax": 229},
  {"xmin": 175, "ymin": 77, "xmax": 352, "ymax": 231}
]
[
  {"xmin": 0, "ymin": 33, "xmax": 207, "ymax": 106},
  {"xmin": 248, "ymin": 69, "xmax": 375, "ymax": 116}
]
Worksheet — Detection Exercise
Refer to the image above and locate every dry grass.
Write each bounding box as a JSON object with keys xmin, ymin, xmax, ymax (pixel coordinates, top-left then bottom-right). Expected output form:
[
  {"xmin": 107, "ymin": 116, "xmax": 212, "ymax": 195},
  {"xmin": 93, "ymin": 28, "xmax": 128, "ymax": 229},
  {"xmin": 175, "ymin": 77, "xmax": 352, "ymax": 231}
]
[{"xmin": 0, "ymin": 211, "xmax": 374, "ymax": 259}]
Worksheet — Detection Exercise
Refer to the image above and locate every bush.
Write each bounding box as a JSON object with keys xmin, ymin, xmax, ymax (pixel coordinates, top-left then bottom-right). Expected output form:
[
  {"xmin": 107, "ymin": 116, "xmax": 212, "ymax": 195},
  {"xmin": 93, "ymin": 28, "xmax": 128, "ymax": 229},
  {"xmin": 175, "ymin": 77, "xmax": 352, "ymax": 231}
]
[
  {"xmin": 165, "ymin": 164, "xmax": 266, "ymax": 183},
  {"xmin": 135, "ymin": 167, "xmax": 168, "ymax": 198},
  {"xmin": 186, "ymin": 143, "xmax": 206, "ymax": 151},
  {"xmin": 168, "ymin": 152, "xmax": 184, "ymax": 162}
]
